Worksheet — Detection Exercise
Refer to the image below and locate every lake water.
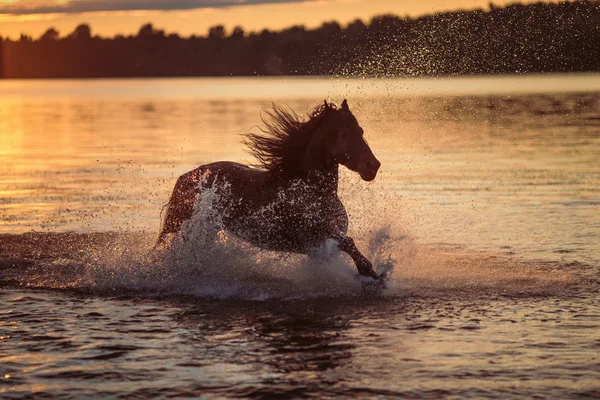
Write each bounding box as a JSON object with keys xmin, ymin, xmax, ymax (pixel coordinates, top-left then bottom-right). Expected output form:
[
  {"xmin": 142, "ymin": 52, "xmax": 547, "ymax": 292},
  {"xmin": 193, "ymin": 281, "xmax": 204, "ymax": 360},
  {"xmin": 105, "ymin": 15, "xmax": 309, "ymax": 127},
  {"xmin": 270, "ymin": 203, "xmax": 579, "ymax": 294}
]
[{"xmin": 1, "ymin": 75, "xmax": 599, "ymax": 398}]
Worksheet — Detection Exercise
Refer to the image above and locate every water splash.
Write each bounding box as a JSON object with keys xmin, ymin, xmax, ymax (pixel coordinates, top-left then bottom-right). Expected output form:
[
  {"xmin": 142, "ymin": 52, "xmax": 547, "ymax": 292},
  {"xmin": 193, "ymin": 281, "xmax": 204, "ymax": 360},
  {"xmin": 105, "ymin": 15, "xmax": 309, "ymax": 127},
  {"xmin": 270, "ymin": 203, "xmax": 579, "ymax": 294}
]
[
  {"xmin": 141, "ymin": 186, "xmax": 398, "ymax": 300},
  {"xmin": 0, "ymin": 184, "xmax": 579, "ymax": 300},
  {"xmin": 7, "ymin": 185, "xmax": 389, "ymax": 300}
]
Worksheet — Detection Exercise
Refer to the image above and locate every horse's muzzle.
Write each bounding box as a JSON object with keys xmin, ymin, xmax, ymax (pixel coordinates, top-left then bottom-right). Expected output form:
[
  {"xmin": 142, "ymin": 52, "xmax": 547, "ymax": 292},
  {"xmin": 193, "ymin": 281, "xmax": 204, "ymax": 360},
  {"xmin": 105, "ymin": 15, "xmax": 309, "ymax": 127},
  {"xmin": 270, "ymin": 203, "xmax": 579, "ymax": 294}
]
[{"xmin": 359, "ymin": 159, "xmax": 381, "ymax": 181}]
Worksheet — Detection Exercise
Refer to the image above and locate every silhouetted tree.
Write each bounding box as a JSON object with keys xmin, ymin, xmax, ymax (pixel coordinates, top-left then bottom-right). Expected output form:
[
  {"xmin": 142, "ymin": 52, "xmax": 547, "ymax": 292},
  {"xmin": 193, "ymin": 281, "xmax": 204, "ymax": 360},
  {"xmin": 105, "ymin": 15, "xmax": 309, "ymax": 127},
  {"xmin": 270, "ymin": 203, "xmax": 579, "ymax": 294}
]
[
  {"xmin": 40, "ymin": 27, "xmax": 59, "ymax": 41},
  {"xmin": 230, "ymin": 26, "xmax": 245, "ymax": 40},
  {"xmin": 346, "ymin": 19, "xmax": 367, "ymax": 37},
  {"xmin": 1, "ymin": 1, "xmax": 600, "ymax": 79},
  {"xmin": 69, "ymin": 24, "xmax": 92, "ymax": 40},
  {"xmin": 208, "ymin": 25, "xmax": 226, "ymax": 40},
  {"xmin": 138, "ymin": 23, "xmax": 155, "ymax": 37}
]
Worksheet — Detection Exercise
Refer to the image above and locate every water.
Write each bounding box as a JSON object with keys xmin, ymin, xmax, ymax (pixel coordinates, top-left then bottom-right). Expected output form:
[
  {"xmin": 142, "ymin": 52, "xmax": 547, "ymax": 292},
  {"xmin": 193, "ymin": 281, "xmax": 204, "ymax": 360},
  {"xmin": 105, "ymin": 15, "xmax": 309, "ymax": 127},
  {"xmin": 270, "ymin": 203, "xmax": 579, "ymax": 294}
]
[{"xmin": 1, "ymin": 75, "xmax": 599, "ymax": 398}]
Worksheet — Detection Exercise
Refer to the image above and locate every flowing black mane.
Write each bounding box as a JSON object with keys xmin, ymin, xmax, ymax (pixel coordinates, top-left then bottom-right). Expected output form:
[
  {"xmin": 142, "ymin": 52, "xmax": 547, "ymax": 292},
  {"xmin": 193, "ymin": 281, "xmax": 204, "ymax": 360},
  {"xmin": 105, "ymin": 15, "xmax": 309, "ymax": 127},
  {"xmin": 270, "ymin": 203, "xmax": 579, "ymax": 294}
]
[{"xmin": 244, "ymin": 101, "xmax": 338, "ymax": 177}]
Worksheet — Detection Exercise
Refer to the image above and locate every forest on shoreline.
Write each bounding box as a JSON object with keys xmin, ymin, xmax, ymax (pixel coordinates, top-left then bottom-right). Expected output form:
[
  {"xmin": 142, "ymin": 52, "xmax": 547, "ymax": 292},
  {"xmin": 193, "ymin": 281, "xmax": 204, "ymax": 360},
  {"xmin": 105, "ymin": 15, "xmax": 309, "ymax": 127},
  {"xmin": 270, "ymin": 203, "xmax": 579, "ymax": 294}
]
[{"xmin": 1, "ymin": 1, "xmax": 599, "ymax": 79}]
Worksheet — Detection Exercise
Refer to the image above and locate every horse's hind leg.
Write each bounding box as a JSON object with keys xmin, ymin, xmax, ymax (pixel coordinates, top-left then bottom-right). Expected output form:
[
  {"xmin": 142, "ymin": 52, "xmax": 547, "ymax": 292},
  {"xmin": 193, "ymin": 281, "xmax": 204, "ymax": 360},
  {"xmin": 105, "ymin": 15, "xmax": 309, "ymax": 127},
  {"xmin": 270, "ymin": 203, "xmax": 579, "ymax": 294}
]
[{"xmin": 156, "ymin": 170, "xmax": 201, "ymax": 248}]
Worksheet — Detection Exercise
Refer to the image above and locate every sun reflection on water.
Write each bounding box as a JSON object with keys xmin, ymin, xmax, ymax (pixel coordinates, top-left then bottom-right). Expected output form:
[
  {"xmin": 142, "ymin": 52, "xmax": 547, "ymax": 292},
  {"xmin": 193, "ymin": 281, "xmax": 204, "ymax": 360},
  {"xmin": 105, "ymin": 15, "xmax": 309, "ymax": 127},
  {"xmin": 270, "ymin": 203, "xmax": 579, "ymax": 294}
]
[{"xmin": 0, "ymin": 76, "xmax": 599, "ymax": 264}]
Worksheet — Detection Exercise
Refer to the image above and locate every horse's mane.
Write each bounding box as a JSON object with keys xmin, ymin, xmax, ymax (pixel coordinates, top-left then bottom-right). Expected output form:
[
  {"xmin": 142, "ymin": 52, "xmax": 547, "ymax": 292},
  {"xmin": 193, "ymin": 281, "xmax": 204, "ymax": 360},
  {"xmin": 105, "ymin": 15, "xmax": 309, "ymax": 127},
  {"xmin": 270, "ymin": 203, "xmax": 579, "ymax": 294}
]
[{"xmin": 244, "ymin": 101, "xmax": 337, "ymax": 177}]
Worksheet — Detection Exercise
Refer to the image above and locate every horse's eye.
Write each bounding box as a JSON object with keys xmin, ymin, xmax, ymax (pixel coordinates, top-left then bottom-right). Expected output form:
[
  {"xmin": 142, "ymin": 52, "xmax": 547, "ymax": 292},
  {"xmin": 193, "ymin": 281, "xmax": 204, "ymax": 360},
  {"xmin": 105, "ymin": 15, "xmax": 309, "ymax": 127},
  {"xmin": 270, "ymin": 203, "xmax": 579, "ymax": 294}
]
[{"xmin": 339, "ymin": 130, "xmax": 349, "ymax": 138}]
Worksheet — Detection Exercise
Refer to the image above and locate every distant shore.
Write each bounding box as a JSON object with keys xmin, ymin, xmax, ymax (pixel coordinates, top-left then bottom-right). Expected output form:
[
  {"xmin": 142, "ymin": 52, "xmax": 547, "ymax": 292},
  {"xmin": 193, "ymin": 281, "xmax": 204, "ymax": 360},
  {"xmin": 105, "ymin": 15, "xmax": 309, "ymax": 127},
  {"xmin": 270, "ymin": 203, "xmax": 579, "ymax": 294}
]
[{"xmin": 1, "ymin": 1, "xmax": 599, "ymax": 79}]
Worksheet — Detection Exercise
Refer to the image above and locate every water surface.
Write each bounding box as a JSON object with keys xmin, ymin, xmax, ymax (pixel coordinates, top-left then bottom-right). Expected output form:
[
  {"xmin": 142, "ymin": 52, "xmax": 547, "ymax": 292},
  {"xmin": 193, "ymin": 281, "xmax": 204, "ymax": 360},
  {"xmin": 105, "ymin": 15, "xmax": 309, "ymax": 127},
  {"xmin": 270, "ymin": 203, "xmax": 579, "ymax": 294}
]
[{"xmin": 1, "ymin": 75, "xmax": 599, "ymax": 398}]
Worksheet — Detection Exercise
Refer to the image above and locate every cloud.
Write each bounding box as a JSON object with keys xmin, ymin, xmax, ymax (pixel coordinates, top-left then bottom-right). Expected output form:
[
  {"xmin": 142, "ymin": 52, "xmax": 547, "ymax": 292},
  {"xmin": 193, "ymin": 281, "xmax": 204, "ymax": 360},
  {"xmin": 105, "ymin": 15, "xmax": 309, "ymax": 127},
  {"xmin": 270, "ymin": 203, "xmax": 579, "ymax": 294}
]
[{"xmin": 0, "ymin": 0, "xmax": 318, "ymax": 15}]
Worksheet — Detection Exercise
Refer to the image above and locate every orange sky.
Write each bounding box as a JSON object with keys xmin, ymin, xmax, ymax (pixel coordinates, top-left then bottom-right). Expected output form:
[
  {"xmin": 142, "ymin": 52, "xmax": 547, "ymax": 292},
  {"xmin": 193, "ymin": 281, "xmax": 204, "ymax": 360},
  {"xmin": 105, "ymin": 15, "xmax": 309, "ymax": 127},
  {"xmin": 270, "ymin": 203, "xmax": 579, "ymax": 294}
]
[{"xmin": 0, "ymin": 0, "xmax": 559, "ymax": 39}]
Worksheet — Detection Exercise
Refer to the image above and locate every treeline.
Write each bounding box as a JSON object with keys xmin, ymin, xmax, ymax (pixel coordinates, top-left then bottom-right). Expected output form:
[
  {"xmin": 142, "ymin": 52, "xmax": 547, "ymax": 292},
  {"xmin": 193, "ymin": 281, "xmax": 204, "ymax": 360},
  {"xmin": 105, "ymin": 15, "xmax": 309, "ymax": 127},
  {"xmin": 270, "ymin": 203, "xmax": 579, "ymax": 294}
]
[{"xmin": 1, "ymin": 1, "xmax": 599, "ymax": 79}]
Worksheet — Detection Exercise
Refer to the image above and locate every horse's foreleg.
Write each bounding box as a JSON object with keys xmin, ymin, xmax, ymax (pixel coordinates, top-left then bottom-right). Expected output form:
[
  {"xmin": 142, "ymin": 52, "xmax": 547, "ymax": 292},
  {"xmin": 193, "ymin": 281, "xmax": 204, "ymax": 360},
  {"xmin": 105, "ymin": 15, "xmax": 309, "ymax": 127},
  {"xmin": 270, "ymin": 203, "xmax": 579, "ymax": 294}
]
[
  {"xmin": 155, "ymin": 170, "xmax": 200, "ymax": 248},
  {"xmin": 334, "ymin": 235, "xmax": 379, "ymax": 279}
]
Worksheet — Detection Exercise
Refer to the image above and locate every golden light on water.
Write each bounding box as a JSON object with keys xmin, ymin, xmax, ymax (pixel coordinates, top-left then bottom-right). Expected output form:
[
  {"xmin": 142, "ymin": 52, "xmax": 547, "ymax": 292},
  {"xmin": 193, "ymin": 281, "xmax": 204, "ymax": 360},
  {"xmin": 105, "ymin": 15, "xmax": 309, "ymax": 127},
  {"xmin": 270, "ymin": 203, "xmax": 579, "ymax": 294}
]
[
  {"xmin": 0, "ymin": 75, "xmax": 598, "ymax": 265},
  {"xmin": 0, "ymin": 75, "xmax": 599, "ymax": 398}
]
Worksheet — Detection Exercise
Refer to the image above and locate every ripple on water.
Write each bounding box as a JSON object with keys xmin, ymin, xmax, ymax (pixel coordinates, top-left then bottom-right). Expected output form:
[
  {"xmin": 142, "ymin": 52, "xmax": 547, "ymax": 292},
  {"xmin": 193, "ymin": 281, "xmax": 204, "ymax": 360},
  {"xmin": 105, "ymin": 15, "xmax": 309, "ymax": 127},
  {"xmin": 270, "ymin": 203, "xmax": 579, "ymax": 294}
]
[{"xmin": 0, "ymin": 230, "xmax": 599, "ymax": 398}]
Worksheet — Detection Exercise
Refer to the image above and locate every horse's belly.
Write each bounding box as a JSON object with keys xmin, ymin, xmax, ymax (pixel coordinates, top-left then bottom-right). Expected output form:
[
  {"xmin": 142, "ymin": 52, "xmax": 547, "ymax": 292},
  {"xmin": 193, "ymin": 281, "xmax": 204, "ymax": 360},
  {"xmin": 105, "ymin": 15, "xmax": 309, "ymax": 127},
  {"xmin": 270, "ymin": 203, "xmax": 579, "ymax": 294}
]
[
  {"xmin": 222, "ymin": 206, "xmax": 346, "ymax": 254},
  {"xmin": 222, "ymin": 216, "xmax": 307, "ymax": 252}
]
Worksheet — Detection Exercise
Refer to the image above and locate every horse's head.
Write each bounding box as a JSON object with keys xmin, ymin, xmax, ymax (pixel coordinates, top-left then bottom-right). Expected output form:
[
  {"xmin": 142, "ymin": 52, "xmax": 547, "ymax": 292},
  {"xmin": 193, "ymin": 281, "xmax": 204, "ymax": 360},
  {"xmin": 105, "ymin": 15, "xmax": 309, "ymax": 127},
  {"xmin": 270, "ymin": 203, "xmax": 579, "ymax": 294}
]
[{"xmin": 322, "ymin": 99, "xmax": 381, "ymax": 181}]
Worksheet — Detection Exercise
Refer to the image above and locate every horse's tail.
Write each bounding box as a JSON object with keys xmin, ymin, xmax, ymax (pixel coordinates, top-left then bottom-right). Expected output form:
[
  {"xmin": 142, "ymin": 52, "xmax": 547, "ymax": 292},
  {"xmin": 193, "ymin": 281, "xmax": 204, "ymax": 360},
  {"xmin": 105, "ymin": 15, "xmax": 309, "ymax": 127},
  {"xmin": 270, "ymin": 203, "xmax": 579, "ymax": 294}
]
[{"xmin": 155, "ymin": 201, "xmax": 170, "ymax": 242}]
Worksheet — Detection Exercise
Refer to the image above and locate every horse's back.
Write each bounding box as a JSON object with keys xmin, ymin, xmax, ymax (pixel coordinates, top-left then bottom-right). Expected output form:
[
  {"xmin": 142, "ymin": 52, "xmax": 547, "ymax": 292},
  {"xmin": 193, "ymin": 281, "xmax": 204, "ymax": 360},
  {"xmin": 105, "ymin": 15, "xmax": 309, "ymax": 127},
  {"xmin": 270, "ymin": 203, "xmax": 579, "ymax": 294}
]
[
  {"xmin": 193, "ymin": 161, "xmax": 267, "ymax": 203},
  {"xmin": 194, "ymin": 161, "xmax": 261, "ymax": 183}
]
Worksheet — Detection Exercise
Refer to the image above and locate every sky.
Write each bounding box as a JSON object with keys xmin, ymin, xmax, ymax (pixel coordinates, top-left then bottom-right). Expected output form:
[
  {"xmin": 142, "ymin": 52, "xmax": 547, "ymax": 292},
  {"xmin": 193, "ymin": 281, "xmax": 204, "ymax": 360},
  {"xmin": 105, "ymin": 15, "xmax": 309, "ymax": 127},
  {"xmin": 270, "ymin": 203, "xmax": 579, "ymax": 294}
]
[{"xmin": 0, "ymin": 0, "xmax": 559, "ymax": 39}]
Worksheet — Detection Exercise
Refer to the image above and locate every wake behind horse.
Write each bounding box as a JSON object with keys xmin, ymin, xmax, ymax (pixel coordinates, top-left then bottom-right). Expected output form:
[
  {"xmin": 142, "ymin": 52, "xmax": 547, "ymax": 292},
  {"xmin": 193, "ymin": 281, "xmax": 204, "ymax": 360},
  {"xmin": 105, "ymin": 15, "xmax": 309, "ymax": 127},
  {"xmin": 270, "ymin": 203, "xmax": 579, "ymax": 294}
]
[{"xmin": 157, "ymin": 99, "xmax": 382, "ymax": 279}]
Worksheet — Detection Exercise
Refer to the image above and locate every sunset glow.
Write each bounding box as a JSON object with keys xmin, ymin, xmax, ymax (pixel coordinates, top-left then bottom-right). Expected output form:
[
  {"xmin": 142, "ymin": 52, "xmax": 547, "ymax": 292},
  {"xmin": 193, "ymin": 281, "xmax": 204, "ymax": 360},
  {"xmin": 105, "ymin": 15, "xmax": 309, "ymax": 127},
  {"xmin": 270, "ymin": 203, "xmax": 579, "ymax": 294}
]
[{"xmin": 0, "ymin": 0, "xmax": 561, "ymax": 39}]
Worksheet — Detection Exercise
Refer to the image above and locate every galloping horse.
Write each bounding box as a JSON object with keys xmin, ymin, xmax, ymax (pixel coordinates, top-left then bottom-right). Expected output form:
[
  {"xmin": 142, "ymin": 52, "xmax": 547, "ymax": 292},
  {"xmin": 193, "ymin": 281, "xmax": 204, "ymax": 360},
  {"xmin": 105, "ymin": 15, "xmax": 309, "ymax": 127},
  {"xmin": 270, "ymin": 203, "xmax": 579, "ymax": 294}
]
[{"xmin": 156, "ymin": 99, "xmax": 382, "ymax": 279}]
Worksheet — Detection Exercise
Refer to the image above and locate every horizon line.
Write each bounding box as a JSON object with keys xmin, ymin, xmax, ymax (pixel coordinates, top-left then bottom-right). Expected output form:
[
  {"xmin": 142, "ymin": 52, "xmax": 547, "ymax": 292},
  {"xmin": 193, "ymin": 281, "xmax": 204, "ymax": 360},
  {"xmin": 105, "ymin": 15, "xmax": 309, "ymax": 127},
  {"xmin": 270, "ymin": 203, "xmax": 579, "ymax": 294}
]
[{"xmin": 0, "ymin": 1, "xmax": 550, "ymax": 40}]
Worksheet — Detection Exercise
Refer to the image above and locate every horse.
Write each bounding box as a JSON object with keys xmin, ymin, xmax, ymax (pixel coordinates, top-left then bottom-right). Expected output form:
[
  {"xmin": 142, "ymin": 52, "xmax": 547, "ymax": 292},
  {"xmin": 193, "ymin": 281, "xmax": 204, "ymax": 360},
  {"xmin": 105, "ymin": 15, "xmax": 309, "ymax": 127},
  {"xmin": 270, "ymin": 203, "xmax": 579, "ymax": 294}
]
[{"xmin": 156, "ymin": 99, "xmax": 382, "ymax": 280}]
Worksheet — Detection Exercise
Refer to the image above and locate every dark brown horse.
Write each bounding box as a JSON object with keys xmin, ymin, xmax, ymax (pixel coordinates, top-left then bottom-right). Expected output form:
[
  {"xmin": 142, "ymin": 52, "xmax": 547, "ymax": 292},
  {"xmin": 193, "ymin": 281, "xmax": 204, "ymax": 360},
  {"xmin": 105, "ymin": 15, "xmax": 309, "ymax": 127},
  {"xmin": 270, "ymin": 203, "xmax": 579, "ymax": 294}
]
[{"xmin": 156, "ymin": 99, "xmax": 382, "ymax": 279}]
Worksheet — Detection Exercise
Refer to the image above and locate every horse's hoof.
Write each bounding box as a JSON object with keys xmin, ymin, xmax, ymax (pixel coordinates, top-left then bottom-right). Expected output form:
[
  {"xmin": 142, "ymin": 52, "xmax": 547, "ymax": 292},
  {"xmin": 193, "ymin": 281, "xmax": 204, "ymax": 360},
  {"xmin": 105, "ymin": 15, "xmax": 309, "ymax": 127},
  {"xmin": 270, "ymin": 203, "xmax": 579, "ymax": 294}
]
[{"xmin": 357, "ymin": 274, "xmax": 387, "ymax": 292}]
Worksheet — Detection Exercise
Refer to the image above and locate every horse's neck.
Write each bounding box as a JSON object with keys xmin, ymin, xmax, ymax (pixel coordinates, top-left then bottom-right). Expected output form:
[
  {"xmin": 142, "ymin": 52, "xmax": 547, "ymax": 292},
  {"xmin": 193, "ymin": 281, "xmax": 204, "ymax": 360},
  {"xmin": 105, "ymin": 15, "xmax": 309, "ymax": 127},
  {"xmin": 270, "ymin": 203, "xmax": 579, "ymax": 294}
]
[
  {"xmin": 270, "ymin": 116, "xmax": 339, "ymax": 194},
  {"xmin": 297, "ymin": 124, "xmax": 339, "ymax": 194}
]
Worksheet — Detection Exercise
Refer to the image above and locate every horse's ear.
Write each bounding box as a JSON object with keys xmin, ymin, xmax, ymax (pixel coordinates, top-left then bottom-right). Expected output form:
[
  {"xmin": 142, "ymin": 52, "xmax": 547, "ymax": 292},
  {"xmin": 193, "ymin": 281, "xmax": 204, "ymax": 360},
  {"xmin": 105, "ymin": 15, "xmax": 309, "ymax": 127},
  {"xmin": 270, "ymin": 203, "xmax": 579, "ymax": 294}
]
[
  {"xmin": 323, "ymin": 100, "xmax": 329, "ymax": 109},
  {"xmin": 341, "ymin": 99, "xmax": 349, "ymax": 110}
]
